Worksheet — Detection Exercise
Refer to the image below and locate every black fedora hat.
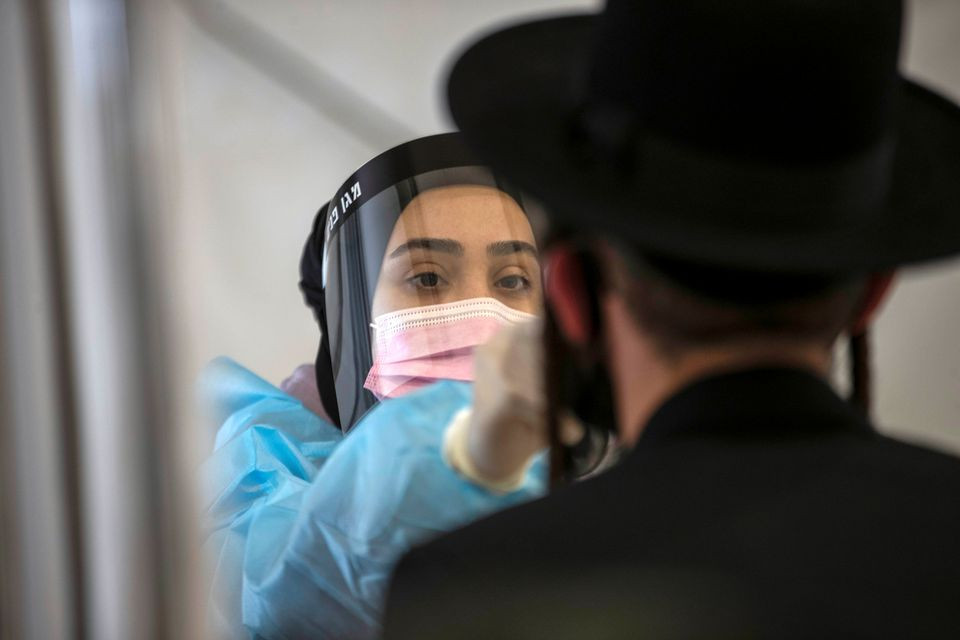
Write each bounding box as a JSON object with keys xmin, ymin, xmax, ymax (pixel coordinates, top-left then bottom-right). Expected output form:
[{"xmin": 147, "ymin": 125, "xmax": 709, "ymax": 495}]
[{"xmin": 446, "ymin": 0, "xmax": 960, "ymax": 274}]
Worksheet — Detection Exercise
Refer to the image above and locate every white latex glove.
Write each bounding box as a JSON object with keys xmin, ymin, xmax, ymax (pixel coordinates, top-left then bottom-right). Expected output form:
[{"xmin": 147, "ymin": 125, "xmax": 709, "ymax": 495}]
[{"xmin": 444, "ymin": 319, "xmax": 582, "ymax": 491}]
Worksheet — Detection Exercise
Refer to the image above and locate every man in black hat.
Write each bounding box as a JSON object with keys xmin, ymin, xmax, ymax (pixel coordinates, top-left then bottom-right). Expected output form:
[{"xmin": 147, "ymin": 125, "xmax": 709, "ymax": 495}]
[{"xmin": 381, "ymin": 0, "xmax": 960, "ymax": 637}]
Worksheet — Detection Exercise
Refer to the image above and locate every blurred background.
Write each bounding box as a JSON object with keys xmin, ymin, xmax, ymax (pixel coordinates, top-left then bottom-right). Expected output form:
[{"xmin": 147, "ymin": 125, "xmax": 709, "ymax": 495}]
[{"xmin": 1, "ymin": 1, "xmax": 958, "ymax": 639}]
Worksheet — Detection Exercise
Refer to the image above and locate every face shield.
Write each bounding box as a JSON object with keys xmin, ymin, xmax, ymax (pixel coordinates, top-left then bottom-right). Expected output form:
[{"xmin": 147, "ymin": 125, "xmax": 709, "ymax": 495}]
[{"xmin": 304, "ymin": 133, "xmax": 544, "ymax": 430}]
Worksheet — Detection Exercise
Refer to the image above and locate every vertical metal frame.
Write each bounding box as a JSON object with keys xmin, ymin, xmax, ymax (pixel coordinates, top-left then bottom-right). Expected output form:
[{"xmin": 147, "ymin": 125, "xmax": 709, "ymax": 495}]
[
  {"xmin": 1, "ymin": 0, "xmax": 200, "ymax": 638},
  {"xmin": 0, "ymin": 1, "xmax": 80, "ymax": 638},
  {"xmin": 45, "ymin": 0, "xmax": 169, "ymax": 637}
]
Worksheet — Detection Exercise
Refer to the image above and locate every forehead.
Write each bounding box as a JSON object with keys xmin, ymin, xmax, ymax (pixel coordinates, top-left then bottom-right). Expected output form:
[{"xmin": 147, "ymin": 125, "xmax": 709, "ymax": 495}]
[{"xmin": 390, "ymin": 185, "xmax": 534, "ymax": 243}]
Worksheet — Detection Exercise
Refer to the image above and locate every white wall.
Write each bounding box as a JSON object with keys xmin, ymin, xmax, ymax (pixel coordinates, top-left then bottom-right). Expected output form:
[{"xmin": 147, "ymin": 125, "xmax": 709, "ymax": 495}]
[
  {"xmin": 162, "ymin": 0, "xmax": 959, "ymax": 453},
  {"xmin": 872, "ymin": 0, "xmax": 960, "ymax": 453}
]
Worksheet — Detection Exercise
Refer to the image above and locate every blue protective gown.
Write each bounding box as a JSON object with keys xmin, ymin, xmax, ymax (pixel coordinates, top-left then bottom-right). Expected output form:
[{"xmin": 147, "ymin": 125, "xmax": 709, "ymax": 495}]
[{"xmin": 200, "ymin": 357, "xmax": 547, "ymax": 639}]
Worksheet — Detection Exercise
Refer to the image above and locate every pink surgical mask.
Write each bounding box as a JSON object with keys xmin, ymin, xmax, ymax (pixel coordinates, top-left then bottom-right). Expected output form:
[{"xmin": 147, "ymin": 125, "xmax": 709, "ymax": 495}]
[{"xmin": 364, "ymin": 297, "xmax": 537, "ymax": 399}]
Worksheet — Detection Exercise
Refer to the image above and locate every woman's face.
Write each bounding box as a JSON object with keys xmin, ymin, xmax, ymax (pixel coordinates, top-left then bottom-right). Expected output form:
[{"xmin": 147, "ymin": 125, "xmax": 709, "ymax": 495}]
[{"xmin": 371, "ymin": 185, "xmax": 543, "ymax": 317}]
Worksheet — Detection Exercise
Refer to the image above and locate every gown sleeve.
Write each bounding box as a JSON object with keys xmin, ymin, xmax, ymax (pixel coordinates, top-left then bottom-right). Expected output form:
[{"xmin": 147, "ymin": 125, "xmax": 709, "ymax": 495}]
[
  {"xmin": 199, "ymin": 358, "xmax": 546, "ymax": 639},
  {"xmin": 199, "ymin": 357, "xmax": 343, "ymax": 638}
]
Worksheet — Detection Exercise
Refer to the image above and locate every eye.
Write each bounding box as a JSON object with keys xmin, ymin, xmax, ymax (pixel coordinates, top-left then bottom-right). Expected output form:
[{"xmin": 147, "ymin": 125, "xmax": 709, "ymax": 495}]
[
  {"xmin": 495, "ymin": 274, "xmax": 531, "ymax": 291},
  {"xmin": 407, "ymin": 271, "xmax": 445, "ymax": 289}
]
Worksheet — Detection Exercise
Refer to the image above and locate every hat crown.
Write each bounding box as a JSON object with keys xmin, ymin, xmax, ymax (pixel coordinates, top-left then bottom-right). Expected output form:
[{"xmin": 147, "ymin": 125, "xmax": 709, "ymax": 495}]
[
  {"xmin": 589, "ymin": 0, "xmax": 903, "ymax": 163},
  {"xmin": 447, "ymin": 0, "xmax": 960, "ymax": 273}
]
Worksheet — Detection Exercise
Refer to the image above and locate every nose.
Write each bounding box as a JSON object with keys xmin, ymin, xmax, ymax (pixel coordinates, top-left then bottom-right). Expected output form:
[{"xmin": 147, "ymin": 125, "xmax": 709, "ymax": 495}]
[{"xmin": 455, "ymin": 266, "xmax": 494, "ymax": 302}]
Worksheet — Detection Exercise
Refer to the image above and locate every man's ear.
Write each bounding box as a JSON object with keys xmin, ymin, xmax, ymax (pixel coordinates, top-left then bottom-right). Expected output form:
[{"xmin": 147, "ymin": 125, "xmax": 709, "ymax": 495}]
[
  {"xmin": 851, "ymin": 271, "xmax": 896, "ymax": 335},
  {"xmin": 545, "ymin": 244, "xmax": 594, "ymax": 346}
]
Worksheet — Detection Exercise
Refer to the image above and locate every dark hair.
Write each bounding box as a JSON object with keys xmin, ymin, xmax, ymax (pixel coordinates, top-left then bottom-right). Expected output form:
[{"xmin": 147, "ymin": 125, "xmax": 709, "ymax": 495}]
[{"xmin": 612, "ymin": 248, "xmax": 865, "ymax": 359}]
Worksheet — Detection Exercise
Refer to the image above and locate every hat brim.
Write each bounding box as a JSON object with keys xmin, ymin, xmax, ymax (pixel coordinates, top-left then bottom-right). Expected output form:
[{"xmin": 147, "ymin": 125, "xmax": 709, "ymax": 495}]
[{"xmin": 447, "ymin": 14, "xmax": 960, "ymax": 273}]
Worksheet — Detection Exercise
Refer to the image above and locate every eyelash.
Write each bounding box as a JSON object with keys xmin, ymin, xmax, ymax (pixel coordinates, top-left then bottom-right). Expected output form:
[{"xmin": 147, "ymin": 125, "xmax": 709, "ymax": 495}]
[
  {"xmin": 407, "ymin": 271, "xmax": 447, "ymax": 289},
  {"xmin": 495, "ymin": 274, "xmax": 531, "ymax": 292},
  {"xmin": 404, "ymin": 269, "xmax": 534, "ymax": 293}
]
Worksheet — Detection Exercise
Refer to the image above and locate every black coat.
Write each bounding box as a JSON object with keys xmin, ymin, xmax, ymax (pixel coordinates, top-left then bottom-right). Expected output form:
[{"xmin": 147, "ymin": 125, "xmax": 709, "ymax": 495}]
[{"xmin": 382, "ymin": 368, "xmax": 960, "ymax": 639}]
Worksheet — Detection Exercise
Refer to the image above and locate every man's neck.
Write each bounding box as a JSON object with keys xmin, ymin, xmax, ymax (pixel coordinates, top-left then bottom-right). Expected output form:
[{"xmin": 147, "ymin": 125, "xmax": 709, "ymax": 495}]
[{"xmin": 603, "ymin": 296, "xmax": 832, "ymax": 447}]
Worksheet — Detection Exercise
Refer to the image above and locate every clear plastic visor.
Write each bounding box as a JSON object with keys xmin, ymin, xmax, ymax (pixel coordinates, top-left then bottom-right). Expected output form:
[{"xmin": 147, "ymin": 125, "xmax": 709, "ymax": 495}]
[{"xmin": 323, "ymin": 166, "xmax": 544, "ymax": 428}]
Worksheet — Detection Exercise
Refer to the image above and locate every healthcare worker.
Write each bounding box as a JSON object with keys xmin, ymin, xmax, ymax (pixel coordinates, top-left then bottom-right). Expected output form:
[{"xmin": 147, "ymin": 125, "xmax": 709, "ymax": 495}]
[{"xmin": 201, "ymin": 133, "xmax": 563, "ymax": 639}]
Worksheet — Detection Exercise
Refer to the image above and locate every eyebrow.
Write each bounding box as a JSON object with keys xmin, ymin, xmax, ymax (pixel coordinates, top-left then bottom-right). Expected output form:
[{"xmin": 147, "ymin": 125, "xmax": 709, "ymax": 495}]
[
  {"xmin": 487, "ymin": 240, "xmax": 539, "ymax": 259},
  {"xmin": 388, "ymin": 237, "xmax": 464, "ymax": 258}
]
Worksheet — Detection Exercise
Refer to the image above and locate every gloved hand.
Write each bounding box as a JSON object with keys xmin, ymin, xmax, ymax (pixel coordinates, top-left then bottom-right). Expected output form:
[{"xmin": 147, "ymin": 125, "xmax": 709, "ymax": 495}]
[
  {"xmin": 444, "ymin": 318, "xmax": 576, "ymax": 491},
  {"xmin": 279, "ymin": 362, "xmax": 331, "ymax": 422}
]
